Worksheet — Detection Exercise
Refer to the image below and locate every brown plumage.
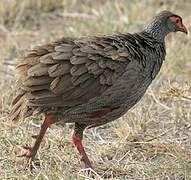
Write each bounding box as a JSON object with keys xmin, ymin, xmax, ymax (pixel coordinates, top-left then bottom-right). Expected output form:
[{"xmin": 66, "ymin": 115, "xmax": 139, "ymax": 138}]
[{"xmin": 10, "ymin": 10, "xmax": 187, "ymax": 170}]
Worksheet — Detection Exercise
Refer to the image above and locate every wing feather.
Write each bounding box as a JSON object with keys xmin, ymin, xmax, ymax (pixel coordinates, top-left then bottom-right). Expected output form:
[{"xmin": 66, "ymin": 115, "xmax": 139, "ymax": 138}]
[{"xmin": 10, "ymin": 35, "xmax": 131, "ymax": 121}]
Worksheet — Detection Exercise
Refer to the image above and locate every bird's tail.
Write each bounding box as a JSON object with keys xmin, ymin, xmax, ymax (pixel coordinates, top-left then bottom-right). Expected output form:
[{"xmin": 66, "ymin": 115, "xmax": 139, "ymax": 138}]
[
  {"xmin": 9, "ymin": 82, "xmax": 34, "ymax": 121},
  {"xmin": 0, "ymin": 59, "xmax": 33, "ymax": 121}
]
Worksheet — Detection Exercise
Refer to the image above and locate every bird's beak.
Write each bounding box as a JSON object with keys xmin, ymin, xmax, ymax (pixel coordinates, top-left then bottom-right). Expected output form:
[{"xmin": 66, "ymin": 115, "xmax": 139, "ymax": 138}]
[{"xmin": 179, "ymin": 23, "xmax": 188, "ymax": 34}]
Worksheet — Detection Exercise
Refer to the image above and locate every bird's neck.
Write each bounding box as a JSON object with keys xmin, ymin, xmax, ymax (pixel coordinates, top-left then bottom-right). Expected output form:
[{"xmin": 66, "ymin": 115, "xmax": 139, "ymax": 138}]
[{"xmin": 143, "ymin": 20, "xmax": 170, "ymax": 42}]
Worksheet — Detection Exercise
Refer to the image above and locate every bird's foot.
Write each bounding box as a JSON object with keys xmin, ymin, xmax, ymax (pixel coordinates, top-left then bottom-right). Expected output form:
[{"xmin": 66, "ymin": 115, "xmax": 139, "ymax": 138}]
[
  {"xmin": 18, "ymin": 145, "xmax": 36, "ymax": 171},
  {"xmin": 17, "ymin": 115, "xmax": 54, "ymax": 171},
  {"xmin": 81, "ymin": 156, "xmax": 93, "ymax": 169}
]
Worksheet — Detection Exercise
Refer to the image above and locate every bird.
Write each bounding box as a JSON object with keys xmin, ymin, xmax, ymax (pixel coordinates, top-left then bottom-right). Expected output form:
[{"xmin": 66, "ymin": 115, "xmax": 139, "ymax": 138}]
[{"xmin": 9, "ymin": 10, "xmax": 187, "ymax": 170}]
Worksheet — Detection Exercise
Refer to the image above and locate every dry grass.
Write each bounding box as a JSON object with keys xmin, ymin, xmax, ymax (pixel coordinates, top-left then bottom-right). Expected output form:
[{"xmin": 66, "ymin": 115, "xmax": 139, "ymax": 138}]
[{"xmin": 0, "ymin": 0, "xmax": 191, "ymax": 179}]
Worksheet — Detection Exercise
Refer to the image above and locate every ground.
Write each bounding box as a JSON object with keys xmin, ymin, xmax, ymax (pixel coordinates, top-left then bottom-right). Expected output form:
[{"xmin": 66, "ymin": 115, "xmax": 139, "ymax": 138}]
[{"xmin": 0, "ymin": 0, "xmax": 191, "ymax": 179}]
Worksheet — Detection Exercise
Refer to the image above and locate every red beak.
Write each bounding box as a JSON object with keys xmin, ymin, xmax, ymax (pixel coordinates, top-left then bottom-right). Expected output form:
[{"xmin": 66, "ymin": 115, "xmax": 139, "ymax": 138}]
[{"xmin": 180, "ymin": 23, "xmax": 188, "ymax": 34}]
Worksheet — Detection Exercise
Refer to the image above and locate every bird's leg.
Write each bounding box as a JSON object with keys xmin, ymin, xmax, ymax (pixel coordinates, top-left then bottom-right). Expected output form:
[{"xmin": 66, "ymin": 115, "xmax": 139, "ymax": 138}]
[
  {"xmin": 19, "ymin": 114, "xmax": 54, "ymax": 170},
  {"xmin": 72, "ymin": 123, "xmax": 92, "ymax": 169}
]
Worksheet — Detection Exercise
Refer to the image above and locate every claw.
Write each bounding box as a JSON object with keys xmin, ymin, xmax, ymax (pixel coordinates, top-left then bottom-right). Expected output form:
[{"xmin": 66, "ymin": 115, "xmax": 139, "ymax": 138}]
[
  {"xmin": 81, "ymin": 156, "xmax": 93, "ymax": 169},
  {"xmin": 26, "ymin": 158, "xmax": 33, "ymax": 171},
  {"xmin": 17, "ymin": 145, "xmax": 34, "ymax": 170},
  {"xmin": 18, "ymin": 145, "xmax": 33, "ymax": 158},
  {"xmin": 22, "ymin": 145, "xmax": 32, "ymax": 150},
  {"xmin": 17, "ymin": 153, "xmax": 27, "ymax": 157},
  {"xmin": 31, "ymin": 135, "xmax": 38, "ymax": 139}
]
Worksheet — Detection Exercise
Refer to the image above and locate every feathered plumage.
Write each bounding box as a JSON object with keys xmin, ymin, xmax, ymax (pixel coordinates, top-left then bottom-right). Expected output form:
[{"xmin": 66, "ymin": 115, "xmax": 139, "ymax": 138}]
[{"xmin": 9, "ymin": 10, "xmax": 187, "ymax": 170}]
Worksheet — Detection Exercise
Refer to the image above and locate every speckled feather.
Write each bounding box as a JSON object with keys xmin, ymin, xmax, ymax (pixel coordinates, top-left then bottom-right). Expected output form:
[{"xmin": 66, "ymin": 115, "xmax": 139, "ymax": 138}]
[
  {"xmin": 10, "ymin": 31, "xmax": 165, "ymax": 127},
  {"xmin": 10, "ymin": 11, "xmax": 178, "ymax": 128},
  {"xmin": 8, "ymin": 10, "xmax": 188, "ymax": 170}
]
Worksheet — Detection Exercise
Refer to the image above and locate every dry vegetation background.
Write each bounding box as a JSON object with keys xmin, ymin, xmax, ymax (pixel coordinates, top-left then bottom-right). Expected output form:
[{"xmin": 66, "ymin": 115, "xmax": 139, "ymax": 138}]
[{"xmin": 0, "ymin": 0, "xmax": 191, "ymax": 179}]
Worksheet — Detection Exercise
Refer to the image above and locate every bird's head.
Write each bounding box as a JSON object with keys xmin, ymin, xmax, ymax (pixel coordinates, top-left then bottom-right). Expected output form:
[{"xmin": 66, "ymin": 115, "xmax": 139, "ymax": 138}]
[{"xmin": 144, "ymin": 10, "xmax": 188, "ymax": 41}]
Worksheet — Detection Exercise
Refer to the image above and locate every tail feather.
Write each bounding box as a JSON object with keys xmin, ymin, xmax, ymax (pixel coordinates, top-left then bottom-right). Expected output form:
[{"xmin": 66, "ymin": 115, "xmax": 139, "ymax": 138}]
[
  {"xmin": 9, "ymin": 42, "xmax": 66, "ymax": 121},
  {"xmin": 11, "ymin": 88, "xmax": 25, "ymax": 106},
  {"xmin": 9, "ymin": 108, "xmax": 21, "ymax": 122},
  {"xmin": 9, "ymin": 93, "xmax": 33, "ymax": 121},
  {"xmin": 9, "ymin": 86, "xmax": 33, "ymax": 121}
]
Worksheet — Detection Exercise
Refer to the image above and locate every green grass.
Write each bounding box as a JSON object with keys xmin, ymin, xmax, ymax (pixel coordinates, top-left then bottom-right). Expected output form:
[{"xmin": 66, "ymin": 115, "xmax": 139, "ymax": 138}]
[{"xmin": 0, "ymin": 0, "xmax": 191, "ymax": 179}]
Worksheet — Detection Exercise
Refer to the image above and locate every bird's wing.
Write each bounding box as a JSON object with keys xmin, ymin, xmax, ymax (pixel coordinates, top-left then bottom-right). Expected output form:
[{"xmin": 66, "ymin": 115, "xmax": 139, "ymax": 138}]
[{"xmin": 13, "ymin": 35, "xmax": 131, "ymax": 108}]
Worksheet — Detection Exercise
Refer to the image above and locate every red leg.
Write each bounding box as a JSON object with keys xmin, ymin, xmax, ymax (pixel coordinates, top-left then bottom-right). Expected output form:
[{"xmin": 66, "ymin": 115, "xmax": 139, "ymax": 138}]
[
  {"xmin": 72, "ymin": 131, "xmax": 92, "ymax": 169},
  {"xmin": 19, "ymin": 115, "xmax": 53, "ymax": 170}
]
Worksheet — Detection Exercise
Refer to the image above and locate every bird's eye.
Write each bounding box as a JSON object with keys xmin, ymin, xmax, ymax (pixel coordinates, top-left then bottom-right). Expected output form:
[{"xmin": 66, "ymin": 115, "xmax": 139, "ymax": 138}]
[{"xmin": 176, "ymin": 19, "xmax": 180, "ymax": 23}]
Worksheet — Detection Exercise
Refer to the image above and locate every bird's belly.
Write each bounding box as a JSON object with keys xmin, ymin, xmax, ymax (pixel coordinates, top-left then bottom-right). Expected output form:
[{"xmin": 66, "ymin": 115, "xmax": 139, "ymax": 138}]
[
  {"xmin": 63, "ymin": 72, "xmax": 152, "ymax": 126},
  {"xmin": 62, "ymin": 83, "xmax": 148, "ymax": 127}
]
